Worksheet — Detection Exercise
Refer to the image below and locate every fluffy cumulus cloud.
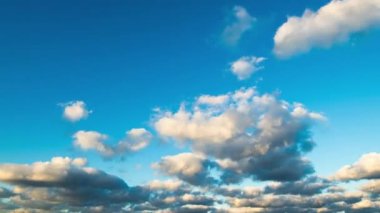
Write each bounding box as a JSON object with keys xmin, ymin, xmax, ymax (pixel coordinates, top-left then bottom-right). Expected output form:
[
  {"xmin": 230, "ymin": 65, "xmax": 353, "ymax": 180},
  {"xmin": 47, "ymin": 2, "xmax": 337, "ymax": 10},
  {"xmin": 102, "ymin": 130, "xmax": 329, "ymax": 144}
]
[
  {"xmin": 230, "ymin": 56, "xmax": 266, "ymax": 80},
  {"xmin": 222, "ymin": 6, "xmax": 255, "ymax": 45},
  {"xmin": 62, "ymin": 100, "xmax": 91, "ymax": 122},
  {"xmin": 154, "ymin": 87, "xmax": 325, "ymax": 183},
  {"xmin": 152, "ymin": 153, "xmax": 218, "ymax": 186},
  {"xmin": 73, "ymin": 128, "xmax": 152, "ymax": 159},
  {"xmin": 333, "ymin": 152, "xmax": 380, "ymax": 181},
  {"xmin": 274, "ymin": 0, "xmax": 380, "ymax": 57},
  {"xmin": 0, "ymin": 157, "xmax": 148, "ymax": 212}
]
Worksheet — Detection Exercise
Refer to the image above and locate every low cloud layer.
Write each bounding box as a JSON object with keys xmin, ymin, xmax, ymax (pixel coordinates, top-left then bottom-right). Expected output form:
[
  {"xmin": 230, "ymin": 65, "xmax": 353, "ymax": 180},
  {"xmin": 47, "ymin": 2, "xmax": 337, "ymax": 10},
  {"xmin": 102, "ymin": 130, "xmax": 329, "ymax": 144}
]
[
  {"xmin": 2, "ymin": 154, "xmax": 380, "ymax": 212},
  {"xmin": 274, "ymin": 0, "xmax": 380, "ymax": 57}
]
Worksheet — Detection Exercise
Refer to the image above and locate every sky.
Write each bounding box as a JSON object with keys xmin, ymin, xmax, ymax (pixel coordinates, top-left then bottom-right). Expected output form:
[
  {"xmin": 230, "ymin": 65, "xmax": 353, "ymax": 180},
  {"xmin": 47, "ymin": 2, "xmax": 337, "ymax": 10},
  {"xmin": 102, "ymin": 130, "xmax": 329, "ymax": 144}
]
[{"xmin": 0, "ymin": 0, "xmax": 380, "ymax": 212}]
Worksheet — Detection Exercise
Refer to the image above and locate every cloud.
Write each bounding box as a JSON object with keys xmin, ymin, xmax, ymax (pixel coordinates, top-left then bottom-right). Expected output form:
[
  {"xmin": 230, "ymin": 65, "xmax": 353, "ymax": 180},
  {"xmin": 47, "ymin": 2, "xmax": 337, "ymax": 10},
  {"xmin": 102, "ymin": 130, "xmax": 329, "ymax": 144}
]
[
  {"xmin": 230, "ymin": 56, "xmax": 266, "ymax": 80},
  {"xmin": 274, "ymin": 0, "xmax": 380, "ymax": 57},
  {"xmin": 361, "ymin": 180, "xmax": 380, "ymax": 195},
  {"xmin": 154, "ymin": 87, "xmax": 325, "ymax": 182},
  {"xmin": 73, "ymin": 128, "xmax": 152, "ymax": 159},
  {"xmin": 264, "ymin": 176, "xmax": 331, "ymax": 196},
  {"xmin": 147, "ymin": 179, "xmax": 183, "ymax": 191},
  {"xmin": 222, "ymin": 6, "xmax": 255, "ymax": 45},
  {"xmin": 62, "ymin": 101, "xmax": 91, "ymax": 122},
  {"xmin": 0, "ymin": 187, "xmax": 13, "ymax": 198},
  {"xmin": 0, "ymin": 157, "xmax": 148, "ymax": 212},
  {"xmin": 152, "ymin": 153, "xmax": 218, "ymax": 186},
  {"xmin": 128, "ymin": 179, "xmax": 216, "ymax": 212},
  {"xmin": 227, "ymin": 192, "xmax": 363, "ymax": 212},
  {"xmin": 0, "ymin": 156, "xmax": 378, "ymax": 212},
  {"xmin": 333, "ymin": 152, "xmax": 380, "ymax": 181}
]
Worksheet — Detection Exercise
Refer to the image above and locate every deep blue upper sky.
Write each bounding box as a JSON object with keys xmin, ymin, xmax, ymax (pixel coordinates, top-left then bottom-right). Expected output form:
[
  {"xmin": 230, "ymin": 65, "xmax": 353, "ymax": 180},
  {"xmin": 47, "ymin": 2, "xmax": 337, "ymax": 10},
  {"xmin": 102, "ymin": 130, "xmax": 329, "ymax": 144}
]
[{"xmin": 0, "ymin": 0, "xmax": 379, "ymax": 187}]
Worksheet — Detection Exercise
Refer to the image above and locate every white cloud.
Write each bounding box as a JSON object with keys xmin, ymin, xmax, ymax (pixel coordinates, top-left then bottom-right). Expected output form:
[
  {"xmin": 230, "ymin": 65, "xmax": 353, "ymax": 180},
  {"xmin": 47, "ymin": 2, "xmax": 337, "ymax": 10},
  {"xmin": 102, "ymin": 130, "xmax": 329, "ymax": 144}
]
[
  {"xmin": 361, "ymin": 180, "xmax": 380, "ymax": 194},
  {"xmin": 274, "ymin": 0, "xmax": 380, "ymax": 57},
  {"xmin": 152, "ymin": 153, "xmax": 205, "ymax": 177},
  {"xmin": 147, "ymin": 179, "xmax": 183, "ymax": 191},
  {"xmin": 222, "ymin": 6, "xmax": 255, "ymax": 45},
  {"xmin": 333, "ymin": 152, "xmax": 380, "ymax": 181},
  {"xmin": 62, "ymin": 101, "xmax": 91, "ymax": 122},
  {"xmin": 154, "ymin": 87, "xmax": 325, "ymax": 182},
  {"xmin": 73, "ymin": 128, "xmax": 152, "ymax": 158},
  {"xmin": 230, "ymin": 56, "xmax": 266, "ymax": 80},
  {"xmin": 73, "ymin": 131, "xmax": 114, "ymax": 156},
  {"xmin": 196, "ymin": 95, "xmax": 229, "ymax": 106},
  {"xmin": 152, "ymin": 152, "xmax": 218, "ymax": 186}
]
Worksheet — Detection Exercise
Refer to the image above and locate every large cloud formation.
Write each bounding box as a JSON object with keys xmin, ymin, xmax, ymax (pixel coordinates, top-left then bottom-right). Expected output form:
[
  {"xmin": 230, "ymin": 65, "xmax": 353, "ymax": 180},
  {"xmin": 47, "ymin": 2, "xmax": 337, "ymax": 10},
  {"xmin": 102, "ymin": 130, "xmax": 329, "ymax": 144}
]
[
  {"xmin": 154, "ymin": 87, "xmax": 325, "ymax": 183},
  {"xmin": 274, "ymin": 0, "xmax": 380, "ymax": 57},
  {"xmin": 2, "ymin": 155, "xmax": 380, "ymax": 212}
]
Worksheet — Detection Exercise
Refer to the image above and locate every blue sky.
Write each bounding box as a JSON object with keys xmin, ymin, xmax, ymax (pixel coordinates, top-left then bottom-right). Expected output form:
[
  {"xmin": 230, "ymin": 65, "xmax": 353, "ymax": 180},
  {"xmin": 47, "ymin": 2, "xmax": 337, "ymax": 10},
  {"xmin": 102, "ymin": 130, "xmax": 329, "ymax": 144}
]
[{"xmin": 1, "ymin": 0, "xmax": 380, "ymax": 212}]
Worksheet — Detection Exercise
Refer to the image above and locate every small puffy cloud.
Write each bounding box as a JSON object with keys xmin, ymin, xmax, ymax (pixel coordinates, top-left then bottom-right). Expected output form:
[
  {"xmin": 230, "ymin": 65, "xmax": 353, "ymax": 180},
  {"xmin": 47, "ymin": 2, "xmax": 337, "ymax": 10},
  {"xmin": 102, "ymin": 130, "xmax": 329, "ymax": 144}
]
[
  {"xmin": 333, "ymin": 152, "xmax": 380, "ymax": 181},
  {"xmin": 62, "ymin": 101, "xmax": 91, "ymax": 122},
  {"xmin": 73, "ymin": 128, "xmax": 152, "ymax": 159},
  {"xmin": 274, "ymin": 0, "xmax": 380, "ymax": 57},
  {"xmin": 222, "ymin": 6, "xmax": 255, "ymax": 45},
  {"xmin": 152, "ymin": 153, "xmax": 217, "ymax": 186},
  {"xmin": 154, "ymin": 87, "xmax": 324, "ymax": 182},
  {"xmin": 73, "ymin": 130, "xmax": 114, "ymax": 156},
  {"xmin": 230, "ymin": 56, "xmax": 266, "ymax": 80}
]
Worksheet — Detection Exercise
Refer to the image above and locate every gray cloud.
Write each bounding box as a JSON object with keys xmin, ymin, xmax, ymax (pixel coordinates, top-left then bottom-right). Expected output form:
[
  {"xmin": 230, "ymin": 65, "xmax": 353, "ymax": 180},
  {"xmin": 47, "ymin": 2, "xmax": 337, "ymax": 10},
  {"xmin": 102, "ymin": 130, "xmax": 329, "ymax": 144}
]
[
  {"xmin": 264, "ymin": 176, "xmax": 331, "ymax": 196},
  {"xmin": 0, "ymin": 157, "xmax": 148, "ymax": 212}
]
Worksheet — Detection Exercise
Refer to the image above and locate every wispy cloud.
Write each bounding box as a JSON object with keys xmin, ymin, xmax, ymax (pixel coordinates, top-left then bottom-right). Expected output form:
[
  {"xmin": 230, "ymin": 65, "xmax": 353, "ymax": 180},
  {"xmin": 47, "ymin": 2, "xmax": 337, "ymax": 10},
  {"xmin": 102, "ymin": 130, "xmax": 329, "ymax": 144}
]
[{"xmin": 222, "ymin": 6, "xmax": 255, "ymax": 46}]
